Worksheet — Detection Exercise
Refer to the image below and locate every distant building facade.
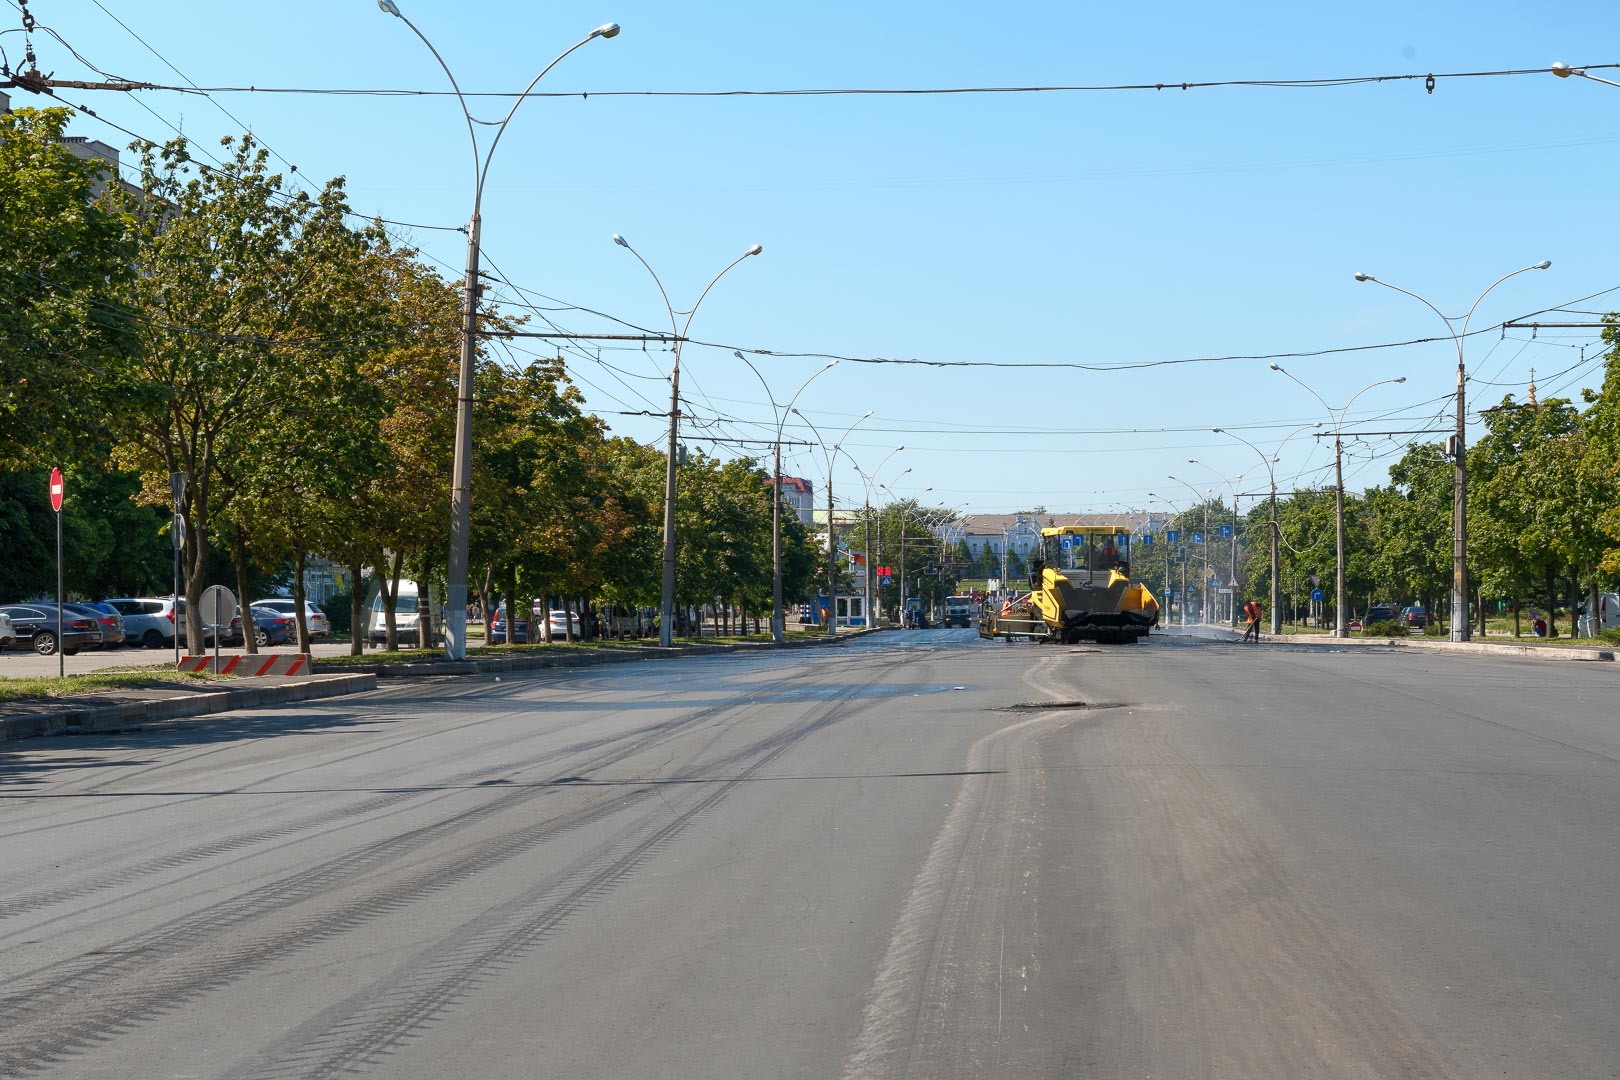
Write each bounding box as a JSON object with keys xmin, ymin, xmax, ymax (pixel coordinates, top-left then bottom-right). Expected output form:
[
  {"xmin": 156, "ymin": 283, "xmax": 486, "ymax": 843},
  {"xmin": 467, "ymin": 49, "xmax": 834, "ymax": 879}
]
[{"xmin": 775, "ymin": 476, "xmax": 815, "ymax": 526}]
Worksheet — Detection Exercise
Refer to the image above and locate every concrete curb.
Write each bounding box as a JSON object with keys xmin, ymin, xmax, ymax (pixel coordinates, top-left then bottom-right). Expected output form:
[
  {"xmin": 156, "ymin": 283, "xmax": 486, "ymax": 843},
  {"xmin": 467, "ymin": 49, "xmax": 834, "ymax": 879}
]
[
  {"xmin": 0, "ymin": 673, "xmax": 379, "ymax": 743},
  {"xmin": 1156, "ymin": 624, "xmax": 1615, "ymax": 662},
  {"xmin": 332, "ymin": 627, "xmax": 882, "ymax": 678}
]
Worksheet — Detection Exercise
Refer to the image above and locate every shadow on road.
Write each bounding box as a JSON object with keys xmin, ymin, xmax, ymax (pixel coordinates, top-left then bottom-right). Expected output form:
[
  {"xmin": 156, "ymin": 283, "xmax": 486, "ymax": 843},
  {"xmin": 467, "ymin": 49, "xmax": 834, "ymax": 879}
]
[{"xmin": 0, "ymin": 707, "xmax": 399, "ymax": 791}]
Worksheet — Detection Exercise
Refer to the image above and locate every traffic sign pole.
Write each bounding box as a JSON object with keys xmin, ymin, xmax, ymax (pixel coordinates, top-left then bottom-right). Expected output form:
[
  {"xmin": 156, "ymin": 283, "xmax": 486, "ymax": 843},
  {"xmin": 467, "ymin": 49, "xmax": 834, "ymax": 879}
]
[{"xmin": 50, "ymin": 467, "xmax": 64, "ymax": 678}]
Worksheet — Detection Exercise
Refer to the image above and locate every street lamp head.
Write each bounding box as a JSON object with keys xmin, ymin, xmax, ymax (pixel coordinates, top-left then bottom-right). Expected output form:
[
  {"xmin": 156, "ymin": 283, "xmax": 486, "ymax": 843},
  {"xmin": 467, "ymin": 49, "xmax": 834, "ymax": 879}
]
[
  {"xmin": 1394, "ymin": 376, "xmax": 1407, "ymax": 383},
  {"xmin": 377, "ymin": 0, "xmax": 401, "ymax": 14},
  {"xmin": 1212, "ymin": 427, "xmax": 1222, "ymax": 433},
  {"xmin": 1353, "ymin": 272, "xmax": 1373, "ymax": 282},
  {"xmin": 745, "ymin": 244, "xmax": 764, "ymax": 256},
  {"xmin": 1536, "ymin": 260, "xmax": 1552, "ymax": 270},
  {"xmin": 824, "ymin": 360, "xmax": 839, "ymax": 370},
  {"xmin": 1269, "ymin": 363, "xmax": 1282, "ymax": 372},
  {"xmin": 612, "ymin": 233, "xmax": 629, "ymax": 248},
  {"xmin": 592, "ymin": 22, "xmax": 621, "ymax": 38},
  {"xmin": 1553, "ymin": 61, "xmax": 1574, "ymax": 78},
  {"xmin": 733, "ymin": 349, "xmax": 745, "ymax": 361}
]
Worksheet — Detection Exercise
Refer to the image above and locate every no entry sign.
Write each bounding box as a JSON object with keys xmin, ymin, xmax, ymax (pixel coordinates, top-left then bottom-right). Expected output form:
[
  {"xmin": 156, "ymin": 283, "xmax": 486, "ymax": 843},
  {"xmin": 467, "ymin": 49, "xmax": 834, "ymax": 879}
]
[{"xmin": 49, "ymin": 467, "xmax": 64, "ymax": 513}]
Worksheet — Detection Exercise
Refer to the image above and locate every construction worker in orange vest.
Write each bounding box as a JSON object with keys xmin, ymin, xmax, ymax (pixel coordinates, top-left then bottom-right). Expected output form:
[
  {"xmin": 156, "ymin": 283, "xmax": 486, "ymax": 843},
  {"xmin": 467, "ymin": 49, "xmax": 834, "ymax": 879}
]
[{"xmin": 1242, "ymin": 598, "xmax": 1263, "ymax": 644}]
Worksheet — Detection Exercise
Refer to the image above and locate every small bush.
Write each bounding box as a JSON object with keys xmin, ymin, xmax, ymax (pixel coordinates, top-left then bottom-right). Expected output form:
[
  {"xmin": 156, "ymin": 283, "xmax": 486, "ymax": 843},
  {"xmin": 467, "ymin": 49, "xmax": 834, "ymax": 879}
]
[
  {"xmin": 1599, "ymin": 627, "xmax": 1620, "ymax": 646},
  {"xmin": 1363, "ymin": 619, "xmax": 1409, "ymax": 637}
]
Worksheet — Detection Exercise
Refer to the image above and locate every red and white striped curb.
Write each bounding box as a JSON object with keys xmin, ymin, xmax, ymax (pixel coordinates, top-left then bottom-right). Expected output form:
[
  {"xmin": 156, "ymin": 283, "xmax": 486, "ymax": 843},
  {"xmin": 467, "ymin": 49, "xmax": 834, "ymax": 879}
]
[{"xmin": 177, "ymin": 653, "xmax": 313, "ymax": 676}]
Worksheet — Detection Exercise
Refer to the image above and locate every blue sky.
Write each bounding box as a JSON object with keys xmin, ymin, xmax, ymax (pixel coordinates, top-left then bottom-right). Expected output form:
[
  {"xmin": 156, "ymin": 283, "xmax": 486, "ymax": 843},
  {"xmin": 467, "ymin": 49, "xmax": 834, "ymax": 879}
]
[{"xmin": 10, "ymin": 0, "xmax": 1618, "ymax": 518}]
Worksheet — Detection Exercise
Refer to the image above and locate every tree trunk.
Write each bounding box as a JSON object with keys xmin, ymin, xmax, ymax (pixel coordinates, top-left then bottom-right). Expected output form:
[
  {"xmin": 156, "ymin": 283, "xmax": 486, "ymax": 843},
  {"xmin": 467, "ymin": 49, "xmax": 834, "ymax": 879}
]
[
  {"xmin": 348, "ymin": 559, "xmax": 366, "ymax": 656},
  {"xmin": 1545, "ymin": 566, "xmax": 1559, "ymax": 638},
  {"xmin": 292, "ymin": 549, "xmax": 310, "ymax": 653},
  {"xmin": 231, "ymin": 527, "xmax": 257, "ymax": 655},
  {"xmin": 1589, "ymin": 572, "xmax": 1601, "ymax": 641}
]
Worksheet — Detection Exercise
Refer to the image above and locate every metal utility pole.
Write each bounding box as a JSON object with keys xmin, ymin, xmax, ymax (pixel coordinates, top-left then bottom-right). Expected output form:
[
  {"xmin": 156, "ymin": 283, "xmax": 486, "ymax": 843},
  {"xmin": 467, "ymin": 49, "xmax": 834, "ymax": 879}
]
[
  {"xmin": 615, "ymin": 238, "xmax": 763, "ymax": 647},
  {"xmin": 381, "ymin": 2, "xmax": 620, "ymax": 660},
  {"xmin": 1354, "ymin": 262, "xmax": 1550, "ymax": 641},
  {"xmin": 795, "ymin": 409, "xmax": 873, "ymax": 635},
  {"xmin": 731, "ymin": 353, "xmax": 837, "ymax": 643},
  {"xmin": 1272, "ymin": 366, "xmax": 1408, "ymax": 637}
]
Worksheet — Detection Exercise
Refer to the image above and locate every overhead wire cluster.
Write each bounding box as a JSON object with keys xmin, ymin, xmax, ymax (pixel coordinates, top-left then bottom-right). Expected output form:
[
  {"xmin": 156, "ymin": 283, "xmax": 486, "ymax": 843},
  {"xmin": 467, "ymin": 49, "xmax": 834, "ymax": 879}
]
[{"xmin": 7, "ymin": 2, "xmax": 1619, "ymax": 491}]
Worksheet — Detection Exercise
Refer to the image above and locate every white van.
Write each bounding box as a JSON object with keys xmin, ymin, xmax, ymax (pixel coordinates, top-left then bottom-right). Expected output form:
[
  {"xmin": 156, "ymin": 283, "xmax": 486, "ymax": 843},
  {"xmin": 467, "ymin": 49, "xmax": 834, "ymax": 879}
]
[
  {"xmin": 1594, "ymin": 592, "xmax": 1620, "ymax": 631},
  {"xmin": 368, "ymin": 580, "xmax": 422, "ymax": 646}
]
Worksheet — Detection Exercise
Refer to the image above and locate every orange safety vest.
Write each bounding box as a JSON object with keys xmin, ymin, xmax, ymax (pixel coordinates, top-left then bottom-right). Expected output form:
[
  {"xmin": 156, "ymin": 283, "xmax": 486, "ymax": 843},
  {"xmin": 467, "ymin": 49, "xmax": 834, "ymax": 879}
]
[{"xmin": 1244, "ymin": 601, "xmax": 1261, "ymax": 622}]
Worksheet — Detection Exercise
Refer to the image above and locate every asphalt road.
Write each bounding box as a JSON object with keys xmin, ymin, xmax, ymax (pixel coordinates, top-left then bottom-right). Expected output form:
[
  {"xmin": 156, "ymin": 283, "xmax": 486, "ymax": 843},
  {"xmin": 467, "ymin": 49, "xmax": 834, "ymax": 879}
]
[{"xmin": 3, "ymin": 631, "xmax": 1619, "ymax": 1078}]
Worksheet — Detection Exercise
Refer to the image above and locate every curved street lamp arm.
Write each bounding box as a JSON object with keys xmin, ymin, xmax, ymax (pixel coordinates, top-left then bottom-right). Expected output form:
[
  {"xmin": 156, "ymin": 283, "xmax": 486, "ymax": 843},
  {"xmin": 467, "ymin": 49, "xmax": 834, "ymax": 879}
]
[
  {"xmin": 681, "ymin": 247, "xmax": 763, "ymax": 342},
  {"xmin": 381, "ymin": 9, "xmax": 480, "ymax": 195},
  {"xmin": 614, "ymin": 239, "xmax": 678, "ymax": 340},
  {"xmin": 1341, "ymin": 376, "xmax": 1408, "ymax": 425},
  {"xmin": 480, "ymin": 29, "xmax": 613, "ymax": 200},
  {"xmin": 1213, "ymin": 428, "xmax": 1272, "ymax": 484},
  {"xmin": 731, "ymin": 350, "xmax": 781, "ymax": 434},
  {"xmin": 777, "ymin": 362, "xmax": 838, "ymax": 442},
  {"xmin": 1270, "ymin": 365, "xmax": 1336, "ymax": 425},
  {"xmin": 1458, "ymin": 263, "xmax": 1551, "ymax": 346}
]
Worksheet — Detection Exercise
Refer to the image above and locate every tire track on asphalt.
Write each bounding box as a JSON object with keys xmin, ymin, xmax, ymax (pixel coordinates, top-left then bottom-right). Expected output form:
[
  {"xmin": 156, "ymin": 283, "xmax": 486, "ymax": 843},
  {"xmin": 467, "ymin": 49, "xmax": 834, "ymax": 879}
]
[
  {"xmin": 840, "ymin": 653, "xmax": 1076, "ymax": 1080},
  {"xmin": 1, "ymin": 657, "xmax": 840, "ymax": 914},
  {"xmin": 0, "ymin": 655, "xmax": 862, "ymax": 1077},
  {"xmin": 229, "ymin": 657, "xmax": 917, "ymax": 1080}
]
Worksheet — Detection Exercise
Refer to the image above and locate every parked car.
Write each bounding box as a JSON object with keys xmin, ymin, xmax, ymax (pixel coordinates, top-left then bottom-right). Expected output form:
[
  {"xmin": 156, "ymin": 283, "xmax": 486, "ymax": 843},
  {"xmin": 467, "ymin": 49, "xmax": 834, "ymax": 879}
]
[
  {"xmin": 64, "ymin": 601, "xmax": 125, "ymax": 649},
  {"xmin": 104, "ymin": 597, "xmax": 178, "ymax": 649},
  {"xmin": 0, "ymin": 604, "xmax": 102, "ymax": 656},
  {"xmin": 1401, "ymin": 604, "xmax": 1428, "ymax": 630},
  {"xmin": 172, "ymin": 598, "xmax": 222, "ymax": 648},
  {"xmin": 1363, "ymin": 604, "xmax": 1399, "ymax": 625},
  {"xmin": 0, "ymin": 610, "xmax": 15, "ymax": 651},
  {"xmin": 253, "ymin": 597, "xmax": 331, "ymax": 637},
  {"xmin": 489, "ymin": 605, "xmax": 529, "ymax": 644},
  {"xmin": 225, "ymin": 606, "xmax": 296, "ymax": 648},
  {"xmin": 543, "ymin": 609, "xmax": 582, "ymax": 639}
]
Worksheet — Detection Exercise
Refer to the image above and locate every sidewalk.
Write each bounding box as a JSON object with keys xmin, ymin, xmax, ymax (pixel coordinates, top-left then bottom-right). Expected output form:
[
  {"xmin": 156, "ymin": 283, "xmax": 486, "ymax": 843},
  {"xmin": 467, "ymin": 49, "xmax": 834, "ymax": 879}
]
[
  {"xmin": 1158, "ymin": 622, "xmax": 1617, "ymax": 662},
  {"xmin": 0, "ymin": 629, "xmax": 880, "ymax": 743}
]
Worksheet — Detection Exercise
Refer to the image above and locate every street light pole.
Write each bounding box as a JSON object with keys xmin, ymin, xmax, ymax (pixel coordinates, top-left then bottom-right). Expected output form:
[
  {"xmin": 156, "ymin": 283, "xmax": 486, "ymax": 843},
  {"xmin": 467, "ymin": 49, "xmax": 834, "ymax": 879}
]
[
  {"xmin": 732, "ymin": 352, "xmax": 837, "ymax": 643},
  {"xmin": 1353, "ymin": 262, "xmax": 1551, "ymax": 641},
  {"xmin": 1187, "ymin": 461, "xmax": 1257, "ymax": 627},
  {"xmin": 1166, "ymin": 475, "xmax": 1213, "ymax": 623},
  {"xmin": 1213, "ymin": 423, "xmax": 1321, "ymax": 635},
  {"xmin": 795, "ymin": 408, "xmax": 873, "ymax": 635},
  {"xmin": 380, "ymin": 2, "xmax": 619, "ymax": 661},
  {"xmin": 1271, "ymin": 367, "xmax": 1407, "ymax": 636},
  {"xmin": 614, "ymin": 238, "xmax": 763, "ymax": 647}
]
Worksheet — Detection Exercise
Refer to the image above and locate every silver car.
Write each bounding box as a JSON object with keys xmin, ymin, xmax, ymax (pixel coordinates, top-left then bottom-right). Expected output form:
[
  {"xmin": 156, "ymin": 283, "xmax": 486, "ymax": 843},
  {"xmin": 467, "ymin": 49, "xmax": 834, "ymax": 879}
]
[
  {"xmin": 0, "ymin": 610, "xmax": 15, "ymax": 651},
  {"xmin": 254, "ymin": 598, "xmax": 332, "ymax": 638}
]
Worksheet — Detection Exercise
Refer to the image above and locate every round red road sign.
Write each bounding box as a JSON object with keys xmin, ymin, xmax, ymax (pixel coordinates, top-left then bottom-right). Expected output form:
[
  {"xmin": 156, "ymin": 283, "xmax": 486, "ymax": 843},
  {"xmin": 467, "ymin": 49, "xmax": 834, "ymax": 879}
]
[{"xmin": 49, "ymin": 467, "xmax": 64, "ymax": 513}]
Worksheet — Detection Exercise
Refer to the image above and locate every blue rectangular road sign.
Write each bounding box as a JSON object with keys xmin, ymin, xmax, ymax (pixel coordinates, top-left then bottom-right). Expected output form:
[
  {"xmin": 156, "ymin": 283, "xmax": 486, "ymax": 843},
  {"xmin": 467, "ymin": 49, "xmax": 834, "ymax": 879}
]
[
  {"xmin": 1191, "ymin": 531, "xmax": 1204, "ymax": 544},
  {"xmin": 1219, "ymin": 524, "xmax": 1233, "ymax": 539},
  {"xmin": 1166, "ymin": 529, "xmax": 1180, "ymax": 543},
  {"xmin": 1142, "ymin": 533, "xmax": 1154, "ymax": 547}
]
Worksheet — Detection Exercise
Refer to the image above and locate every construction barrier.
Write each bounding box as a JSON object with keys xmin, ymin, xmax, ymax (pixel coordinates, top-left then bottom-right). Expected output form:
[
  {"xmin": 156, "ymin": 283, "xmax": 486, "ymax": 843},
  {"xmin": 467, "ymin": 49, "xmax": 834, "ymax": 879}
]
[{"xmin": 177, "ymin": 653, "xmax": 314, "ymax": 676}]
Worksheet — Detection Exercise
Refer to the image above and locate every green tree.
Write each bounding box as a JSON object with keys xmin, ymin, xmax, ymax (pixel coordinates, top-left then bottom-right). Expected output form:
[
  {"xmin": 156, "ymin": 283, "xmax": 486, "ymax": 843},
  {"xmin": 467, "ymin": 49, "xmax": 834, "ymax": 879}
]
[
  {"xmin": 0, "ymin": 106, "xmax": 136, "ymax": 464},
  {"xmin": 111, "ymin": 134, "xmax": 366, "ymax": 651}
]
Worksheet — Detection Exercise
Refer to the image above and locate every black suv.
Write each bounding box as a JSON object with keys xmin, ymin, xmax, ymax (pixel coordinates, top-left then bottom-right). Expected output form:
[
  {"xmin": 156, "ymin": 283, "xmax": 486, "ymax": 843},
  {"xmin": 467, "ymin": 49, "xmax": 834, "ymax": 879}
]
[{"xmin": 1364, "ymin": 604, "xmax": 1399, "ymax": 625}]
